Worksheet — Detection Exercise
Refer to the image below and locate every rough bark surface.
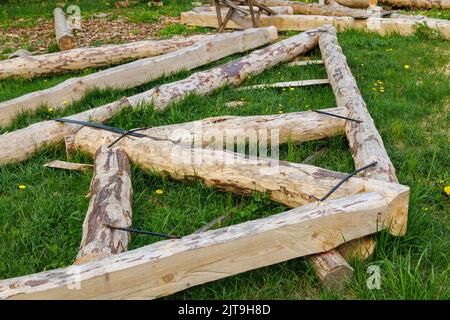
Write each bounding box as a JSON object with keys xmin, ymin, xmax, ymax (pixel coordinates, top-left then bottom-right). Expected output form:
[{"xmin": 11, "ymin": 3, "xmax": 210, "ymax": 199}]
[
  {"xmin": 54, "ymin": 8, "xmax": 77, "ymax": 51},
  {"xmin": 0, "ymin": 192, "xmax": 387, "ymax": 300},
  {"xmin": 336, "ymin": 236, "xmax": 376, "ymax": 260},
  {"xmin": 0, "ymin": 27, "xmax": 322, "ymax": 166},
  {"xmin": 0, "ymin": 34, "xmax": 214, "ymax": 80},
  {"xmin": 0, "ymin": 27, "xmax": 277, "ymax": 127},
  {"xmin": 74, "ymin": 146, "xmax": 133, "ymax": 265},
  {"xmin": 318, "ymin": 25, "xmax": 407, "ymax": 235}
]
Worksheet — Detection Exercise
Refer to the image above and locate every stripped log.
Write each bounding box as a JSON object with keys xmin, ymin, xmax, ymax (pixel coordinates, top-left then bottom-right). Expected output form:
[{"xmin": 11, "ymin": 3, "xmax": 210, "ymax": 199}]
[
  {"xmin": 257, "ymin": 0, "xmax": 371, "ymax": 18},
  {"xmin": 0, "ymin": 27, "xmax": 277, "ymax": 128},
  {"xmin": 319, "ymin": 25, "xmax": 407, "ymax": 235},
  {"xmin": 44, "ymin": 160, "xmax": 93, "ymax": 171},
  {"xmin": 194, "ymin": 5, "xmax": 293, "ymax": 14},
  {"xmin": 0, "ymin": 34, "xmax": 215, "ymax": 80},
  {"xmin": 7, "ymin": 49, "xmax": 31, "ymax": 59},
  {"xmin": 309, "ymin": 249, "xmax": 354, "ymax": 289},
  {"xmin": 0, "ymin": 192, "xmax": 388, "ymax": 300},
  {"xmin": 181, "ymin": 11, "xmax": 450, "ymax": 39},
  {"xmin": 0, "ymin": 27, "xmax": 322, "ymax": 165},
  {"xmin": 288, "ymin": 59, "xmax": 323, "ymax": 66},
  {"xmin": 336, "ymin": 0, "xmax": 450, "ymax": 9},
  {"xmin": 74, "ymin": 145, "xmax": 133, "ymax": 265},
  {"xmin": 239, "ymin": 79, "xmax": 330, "ymax": 90},
  {"xmin": 54, "ymin": 8, "xmax": 77, "ymax": 51},
  {"xmin": 71, "ymin": 126, "xmax": 409, "ymax": 225}
]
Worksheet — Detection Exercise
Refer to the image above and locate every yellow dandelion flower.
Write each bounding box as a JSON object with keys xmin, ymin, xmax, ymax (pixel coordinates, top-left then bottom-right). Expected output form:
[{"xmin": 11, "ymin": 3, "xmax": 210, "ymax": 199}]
[
  {"xmin": 48, "ymin": 107, "xmax": 54, "ymax": 113},
  {"xmin": 278, "ymin": 110, "xmax": 283, "ymax": 114},
  {"xmin": 155, "ymin": 189, "xmax": 164, "ymax": 195},
  {"xmin": 444, "ymin": 186, "xmax": 450, "ymax": 196},
  {"xmin": 63, "ymin": 100, "xmax": 68, "ymax": 105},
  {"xmin": 404, "ymin": 65, "xmax": 410, "ymax": 69},
  {"xmin": 18, "ymin": 184, "xmax": 26, "ymax": 190}
]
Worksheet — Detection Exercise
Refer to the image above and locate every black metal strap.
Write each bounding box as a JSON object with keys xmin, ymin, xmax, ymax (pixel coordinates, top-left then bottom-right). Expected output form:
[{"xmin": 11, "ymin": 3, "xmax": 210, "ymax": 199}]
[
  {"xmin": 312, "ymin": 109, "xmax": 363, "ymax": 123},
  {"xmin": 319, "ymin": 161, "xmax": 377, "ymax": 201},
  {"xmin": 54, "ymin": 118, "xmax": 179, "ymax": 146},
  {"xmin": 105, "ymin": 224, "xmax": 181, "ymax": 239}
]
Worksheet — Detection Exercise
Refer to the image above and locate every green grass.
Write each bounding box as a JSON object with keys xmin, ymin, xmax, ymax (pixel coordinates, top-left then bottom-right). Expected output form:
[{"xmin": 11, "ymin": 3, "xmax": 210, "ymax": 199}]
[{"xmin": 0, "ymin": 2, "xmax": 449, "ymax": 300}]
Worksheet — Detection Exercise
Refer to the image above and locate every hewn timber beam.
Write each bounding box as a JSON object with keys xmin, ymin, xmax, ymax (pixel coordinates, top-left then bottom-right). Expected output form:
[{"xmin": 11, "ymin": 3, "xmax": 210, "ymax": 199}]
[
  {"xmin": 180, "ymin": 11, "xmax": 450, "ymax": 39},
  {"xmin": 0, "ymin": 192, "xmax": 388, "ymax": 300},
  {"xmin": 239, "ymin": 79, "xmax": 330, "ymax": 89},
  {"xmin": 0, "ymin": 27, "xmax": 277, "ymax": 128},
  {"xmin": 318, "ymin": 25, "xmax": 407, "ymax": 235},
  {"xmin": 0, "ymin": 34, "xmax": 215, "ymax": 80},
  {"xmin": 54, "ymin": 8, "xmax": 77, "ymax": 51},
  {"xmin": 0, "ymin": 27, "xmax": 322, "ymax": 165},
  {"xmin": 74, "ymin": 145, "xmax": 133, "ymax": 265}
]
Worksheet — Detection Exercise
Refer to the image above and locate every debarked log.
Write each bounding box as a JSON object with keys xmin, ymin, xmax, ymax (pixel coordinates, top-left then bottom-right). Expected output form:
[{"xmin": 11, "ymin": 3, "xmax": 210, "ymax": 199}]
[
  {"xmin": 0, "ymin": 34, "xmax": 215, "ymax": 80},
  {"xmin": 54, "ymin": 7, "xmax": 77, "ymax": 51},
  {"xmin": 0, "ymin": 27, "xmax": 277, "ymax": 128},
  {"xmin": 0, "ymin": 26, "xmax": 322, "ymax": 165},
  {"xmin": 0, "ymin": 192, "xmax": 388, "ymax": 299},
  {"xmin": 74, "ymin": 145, "xmax": 133, "ymax": 265}
]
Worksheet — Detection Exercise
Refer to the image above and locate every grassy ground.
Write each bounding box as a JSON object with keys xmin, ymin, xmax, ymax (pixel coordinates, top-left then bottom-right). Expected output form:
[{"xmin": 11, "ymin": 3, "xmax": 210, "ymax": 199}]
[{"xmin": 0, "ymin": 0, "xmax": 449, "ymax": 300}]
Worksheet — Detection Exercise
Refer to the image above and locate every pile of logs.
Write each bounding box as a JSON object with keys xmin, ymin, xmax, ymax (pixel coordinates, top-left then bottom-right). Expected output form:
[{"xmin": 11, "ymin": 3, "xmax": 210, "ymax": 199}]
[
  {"xmin": 0, "ymin": 24, "xmax": 410, "ymax": 299},
  {"xmin": 182, "ymin": 0, "xmax": 450, "ymax": 39}
]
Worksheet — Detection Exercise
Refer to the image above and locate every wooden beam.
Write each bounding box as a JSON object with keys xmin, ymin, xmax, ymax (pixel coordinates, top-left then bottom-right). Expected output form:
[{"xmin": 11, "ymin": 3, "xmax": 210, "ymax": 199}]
[
  {"xmin": 74, "ymin": 146, "xmax": 133, "ymax": 265},
  {"xmin": 180, "ymin": 11, "xmax": 450, "ymax": 39},
  {"xmin": 44, "ymin": 160, "xmax": 93, "ymax": 171},
  {"xmin": 0, "ymin": 27, "xmax": 277, "ymax": 128},
  {"xmin": 71, "ymin": 125, "xmax": 409, "ymax": 223},
  {"xmin": 54, "ymin": 8, "xmax": 77, "ymax": 51},
  {"xmin": 0, "ymin": 34, "xmax": 215, "ymax": 80},
  {"xmin": 239, "ymin": 79, "xmax": 330, "ymax": 89},
  {"xmin": 319, "ymin": 25, "xmax": 407, "ymax": 235},
  {"xmin": 257, "ymin": 0, "xmax": 371, "ymax": 18},
  {"xmin": 0, "ymin": 26, "xmax": 323, "ymax": 165},
  {"xmin": 336, "ymin": 0, "xmax": 450, "ymax": 9},
  {"xmin": 287, "ymin": 59, "xmax": 323, "ymax": 66},
  {"xmin": 0, "ymin": 192, "xmax": 388, "ymax": 300}
]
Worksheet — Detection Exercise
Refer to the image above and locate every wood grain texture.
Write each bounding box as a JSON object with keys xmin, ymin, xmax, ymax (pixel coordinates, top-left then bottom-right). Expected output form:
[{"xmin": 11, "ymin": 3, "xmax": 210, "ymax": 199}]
[
  {"xmin": 239, "ymin": 79, "xmax": 330, "ymax": 89},
  {"xmin": 336, "ymin": 0, "xmax": 450, "ymax": 8},
  {"xmin": 0, "ymin": 27, "xmax": 323, "ymax": 165},
  {"xmin": 54, "ymin": 8, "xmax": 77, "ymax": 51},
  {"xmin": 0, "ymin": 27, "xmax": 277, "ymax": 128},
  {"xmin": 318, "ymin": 25, "xmax": 407, "ymax": 235},
  {"xmin": 309, "ymin": 249, "xmax": 354, "ymax": 289},
  {"xmin": 0, "ymin": 34, "xmax": 214, "ymax": 80},
  {"xmin": 44, "ymin": 160, "xmax": 93, "ymax": 171},
  {"xmin": 0, "ymin": 192, "xmax": 387, "ymax": 300},
  {"xmin": 74, "ymin": 146, "xmax": 133, "ymax": 265}
]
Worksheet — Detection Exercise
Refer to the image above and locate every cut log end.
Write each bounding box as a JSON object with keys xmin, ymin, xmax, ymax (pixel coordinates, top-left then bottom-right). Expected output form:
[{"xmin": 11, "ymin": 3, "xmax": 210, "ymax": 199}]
[
  {"xmin": 309, "ymin": 249, "xmax": 354, "ymax": 289},
  {"xmin": 58, "ymin": 35, "xmax": 77, "ymax": 51}
]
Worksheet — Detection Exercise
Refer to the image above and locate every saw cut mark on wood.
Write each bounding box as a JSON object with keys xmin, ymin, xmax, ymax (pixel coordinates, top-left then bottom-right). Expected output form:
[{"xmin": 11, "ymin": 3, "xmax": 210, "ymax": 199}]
[
  {"xmin": 180, "ymin": 11, "xmax": 450, "ymax": 39},
  {"xmin": 44, "ymin": 160, "xmax": 93, "ymax": 171},
  {"xmin": 239, "ymin": 79, "xmax": 330, "ymax": 90},
  {"xmin": 287, "ymin": 59, "xmax": 324, "ymax": 66},
  {"xmin": 0, "ymin": 27, "xmax": 278, "ymax": 128},
  {"xmin": 54, "ymin": 7, "xmax": 77, "ymax": 51},
  {"xmin": 0, "ymin": 34, "xmax": 217, "ymax": 80},
  {"xmin": 74, "ymin": 145, "xmax": 133, "ymax": 265},
  {"xmin": 319, "ymin": 24, "xmax": 407, "ymax": 235},
  {"xmin": 0, "ymin": 192, "xmax": 388, "ymax": 300},
  {"xmin": 0, "ymin": 26, "xmax": 324, "ymax": 165}
]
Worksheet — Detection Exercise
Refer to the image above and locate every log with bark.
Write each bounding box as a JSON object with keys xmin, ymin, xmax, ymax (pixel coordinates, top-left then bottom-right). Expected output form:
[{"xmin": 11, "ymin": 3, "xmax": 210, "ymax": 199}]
[
  {"xmin": 0, "ymin": 26, "xmax": 322, "ymax": 165},
  {"xmin": 54, "ymin": 8, "xmax": 77, "ymax": 51},
  {"xmin": 0, "ymin": 34, "xmax": 216, "ymax": 80},
  {"xmin": 1, "ymin": 192, "xmax": 387, "ymax": 300},
  {"xmin": 74, "ymin": 145, "xmax": 133, "ymax": 265},
  {"xmin": 0, "ymin": 27, "xmax": 277, "ymax": 128},
  {"xmin": 309, "ymin": 249, "xmax": 354, "ymax": 289},
  {"xmin": 318, "ymin": 25, "xmax": 407, "ymax": 235}
]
